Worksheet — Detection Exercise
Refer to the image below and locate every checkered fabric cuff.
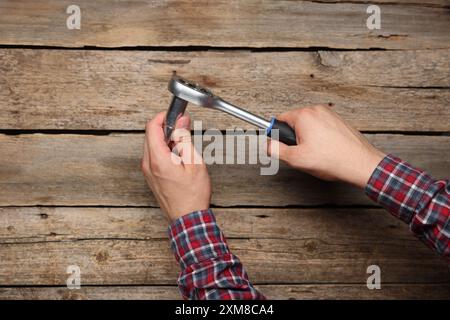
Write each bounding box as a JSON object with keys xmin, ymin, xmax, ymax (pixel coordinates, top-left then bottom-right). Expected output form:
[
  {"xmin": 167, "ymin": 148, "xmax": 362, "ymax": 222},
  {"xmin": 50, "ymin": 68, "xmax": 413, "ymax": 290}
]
[
  {"xmin": 365, "ymin": 154, "xmax": 436, "ymax": 224},
  {"xmin": 168, "ymin": 209, "xmax": 230, "ymax": 269}
]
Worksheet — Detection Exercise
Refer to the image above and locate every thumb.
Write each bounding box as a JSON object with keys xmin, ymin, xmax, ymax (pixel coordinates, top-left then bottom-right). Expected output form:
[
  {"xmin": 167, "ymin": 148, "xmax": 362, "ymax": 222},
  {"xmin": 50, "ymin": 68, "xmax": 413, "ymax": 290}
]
[{"xmin": 172, "ymin": 128, "xmax": 203, "ymax": 165}]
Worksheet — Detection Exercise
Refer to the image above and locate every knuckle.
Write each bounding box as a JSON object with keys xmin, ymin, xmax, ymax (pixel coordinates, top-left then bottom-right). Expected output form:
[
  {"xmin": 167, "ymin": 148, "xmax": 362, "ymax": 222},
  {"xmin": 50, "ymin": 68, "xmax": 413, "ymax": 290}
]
[
  {"xmin": 145, "ymin": 119, "xmax": 152, "ymax": 131},
  {"xmin": 141, "ymin": 160, "xmax": 149, "ymax": 175},
  {"xmin": 149, "ymin": 161, "xmax": 160, "ymax": 173},
  {"xmin": 299, "ymin": 105, "xmax": 327, "ymax": 119},
  {"xmin": 315, "ymin": 105, "xmax": 328, "ymax": 113},
  {"xmin": 312, "ymin": 105, "xmax": 323, "ymax": 111},
  {"xmin": 298, "ymin": 107, "xmax": 315, "ymax": 118},
  {"xmin": 310, "ymin": 105, "xmax": 324, "ymax": 114}
]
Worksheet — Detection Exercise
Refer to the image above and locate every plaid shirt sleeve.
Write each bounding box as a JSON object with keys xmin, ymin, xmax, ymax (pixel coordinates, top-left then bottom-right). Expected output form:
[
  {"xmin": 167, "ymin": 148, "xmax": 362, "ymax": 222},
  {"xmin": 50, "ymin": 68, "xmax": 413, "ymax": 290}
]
[
  {"xmin": 168, "ymin": 209, "xmax": 266, "ymax": 300},
  {"xmin": 365, "ymin": 154, "xmax": 450, "ymax": 261}
]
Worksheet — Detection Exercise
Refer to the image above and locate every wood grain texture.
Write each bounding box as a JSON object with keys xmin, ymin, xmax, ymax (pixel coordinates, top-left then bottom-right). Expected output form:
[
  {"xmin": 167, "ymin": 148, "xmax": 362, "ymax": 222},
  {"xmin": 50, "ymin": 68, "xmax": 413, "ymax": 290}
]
[
  {"xmin": 0, "ymin": 207, "xmax": 418, "ymax": 242},
  {"xmin": 0, "ymin": 134, "xmax": 448, "ymax": 206},
  {"xmin": 1, "ymin": 49, "xmax": 449, "ymax": 131},
  {"xmin": 1, "ymin": 284, "xmax": 450, "ymax": 300},
  {"xmin": 0, "ymin": 207, "xmax": 449, "ymax": 286},
  {"xmin": 0, "ymin": 1, "xmax": 449, "ymax": 49},
  {"xmin": 1, "ymin": 0, "xmax": 448, "ymax": 301}
]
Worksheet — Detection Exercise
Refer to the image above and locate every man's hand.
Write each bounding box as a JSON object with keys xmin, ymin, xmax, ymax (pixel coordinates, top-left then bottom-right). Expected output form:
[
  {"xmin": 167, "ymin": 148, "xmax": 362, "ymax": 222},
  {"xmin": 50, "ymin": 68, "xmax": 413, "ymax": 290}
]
[
  {"xmin": 141, "ymin": 112, "xmax": 211, "ymax": 222},
  {"xmin": 269, "ymin": 105, "xmax": 385, "ymax": 188}
]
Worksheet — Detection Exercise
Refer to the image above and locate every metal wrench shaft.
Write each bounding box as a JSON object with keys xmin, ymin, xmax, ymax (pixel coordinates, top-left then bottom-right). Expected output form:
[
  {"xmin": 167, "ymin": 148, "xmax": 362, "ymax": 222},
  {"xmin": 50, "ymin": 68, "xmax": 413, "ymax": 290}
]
[{"xmin": 164, "ymin": 74, "xmax": 297, "ymax": 145}]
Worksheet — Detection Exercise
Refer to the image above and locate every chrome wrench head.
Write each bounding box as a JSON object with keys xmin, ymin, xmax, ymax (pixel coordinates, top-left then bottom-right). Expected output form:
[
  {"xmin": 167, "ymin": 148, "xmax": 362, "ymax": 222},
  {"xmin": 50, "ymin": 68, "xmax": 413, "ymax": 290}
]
[
  {"xmin": 168, "ymin": 74, "xmax": 216, "ymax": 108},
  {"xmin": 164, "ymin": 74, "xmax": 218, "ymax": 142}
]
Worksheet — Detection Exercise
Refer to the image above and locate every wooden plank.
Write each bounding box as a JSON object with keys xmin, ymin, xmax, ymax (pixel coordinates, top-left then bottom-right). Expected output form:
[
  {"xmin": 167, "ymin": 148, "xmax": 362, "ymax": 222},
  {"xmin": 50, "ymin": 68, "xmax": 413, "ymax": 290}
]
[
  {"xmin": 1, "ymin": 284, "xmax": 450, "ymax": 300},
  {"xmin": 0, "ymin": 1, "xmax": 449, "ymax": 49},
  {"xmin": 260, "ymin": 284, "xmax": 450, "ymax": 300},
  {"xmin": 0, "ymin": 207, "xmax": 449, "ymax": 285},
  {"xmin": 0, "ymin": 286, "xmax": 182, "ymax": 300},
  {"xmin": 0, "ymin": 236, "xmax": 448, "ymax": 286},
  {"xmin": 0, "ymin": 134, "xmax": 448, "ymax": 206},
  {"xmin": 1, "ymin": 49, "xmax": 449, "ymax": 131},
  {"xmin": 0, "ymin": 207, "xmax": 418, "ymax": 242}
]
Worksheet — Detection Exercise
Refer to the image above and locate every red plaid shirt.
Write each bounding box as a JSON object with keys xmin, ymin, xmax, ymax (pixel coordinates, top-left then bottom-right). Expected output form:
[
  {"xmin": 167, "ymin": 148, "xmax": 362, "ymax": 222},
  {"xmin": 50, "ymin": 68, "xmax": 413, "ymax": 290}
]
[
  {"xmin": 366, "ymin": 155, "xmax": 450, "ymax": 258},
  {"xmin": 168, "ymin": 155, "xmax": 449, "ymax": 300}
]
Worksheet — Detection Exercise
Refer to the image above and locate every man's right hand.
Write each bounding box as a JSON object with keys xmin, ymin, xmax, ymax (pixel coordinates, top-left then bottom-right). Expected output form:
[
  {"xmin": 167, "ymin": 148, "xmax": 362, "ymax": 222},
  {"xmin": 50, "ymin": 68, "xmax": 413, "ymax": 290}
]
[{"xmin": 269, "ymin": 105, "xmax": 385, "ymax": 188}]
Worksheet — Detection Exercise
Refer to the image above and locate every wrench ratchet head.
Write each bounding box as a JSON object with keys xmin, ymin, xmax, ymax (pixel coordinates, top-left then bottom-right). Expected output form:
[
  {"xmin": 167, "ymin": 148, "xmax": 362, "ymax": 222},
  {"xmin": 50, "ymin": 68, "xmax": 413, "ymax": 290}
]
[{"xmin": 168, "ymin": 74, "xmax": 215, "ymax": 108}]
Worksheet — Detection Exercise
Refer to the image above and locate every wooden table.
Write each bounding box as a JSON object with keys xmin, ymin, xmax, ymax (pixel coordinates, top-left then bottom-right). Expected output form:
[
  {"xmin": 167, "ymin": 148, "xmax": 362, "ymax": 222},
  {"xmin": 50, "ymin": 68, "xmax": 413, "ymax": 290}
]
[{"xmin": 0, "ymin": 0, "xmax": 449, "ymax": 299}]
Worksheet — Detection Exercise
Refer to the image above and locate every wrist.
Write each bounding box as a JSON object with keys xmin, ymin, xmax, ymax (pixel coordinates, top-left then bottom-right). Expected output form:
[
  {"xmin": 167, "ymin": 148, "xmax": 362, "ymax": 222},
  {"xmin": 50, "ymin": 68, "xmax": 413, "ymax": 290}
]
[
  {"xmin": 353, "ymin": 148, "xmax": 385, "ymax": 189},
  {"xmin": 167, "ymin": 203, "xmax": 211, "ymax": 223}
]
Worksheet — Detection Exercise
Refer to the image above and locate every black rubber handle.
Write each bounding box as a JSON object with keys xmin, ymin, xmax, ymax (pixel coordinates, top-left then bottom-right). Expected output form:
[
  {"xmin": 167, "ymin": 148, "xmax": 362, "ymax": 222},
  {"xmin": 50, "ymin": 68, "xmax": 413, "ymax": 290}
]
[{"xmin": 267, "ymin": 118, "xmax": 297, "ymax": 145}]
